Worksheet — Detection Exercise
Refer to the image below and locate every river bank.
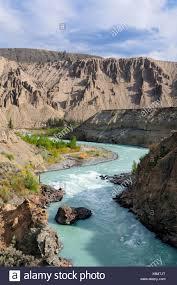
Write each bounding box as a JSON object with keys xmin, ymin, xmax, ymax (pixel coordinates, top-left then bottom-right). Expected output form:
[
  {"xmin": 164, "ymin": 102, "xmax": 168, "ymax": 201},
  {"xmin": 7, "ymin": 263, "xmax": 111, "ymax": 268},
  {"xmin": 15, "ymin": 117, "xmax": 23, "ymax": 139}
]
[
  {"xmin": 1, "ymin": 135, "xmax": 177, "ymax": 267},
  {"xmin": 45, "ymin": 145, "xmax": 118, "ymax": 172},
  {"xmin": 42, "ymin": 142, "xmax": 177, "ymax": 266},
  {"xmin": 0, "ymin": 133, "xmax": 117, "ymax": 267},
  {"xmin": 114, "ymin": 132, "xmax": 177, "ymax": 249}
]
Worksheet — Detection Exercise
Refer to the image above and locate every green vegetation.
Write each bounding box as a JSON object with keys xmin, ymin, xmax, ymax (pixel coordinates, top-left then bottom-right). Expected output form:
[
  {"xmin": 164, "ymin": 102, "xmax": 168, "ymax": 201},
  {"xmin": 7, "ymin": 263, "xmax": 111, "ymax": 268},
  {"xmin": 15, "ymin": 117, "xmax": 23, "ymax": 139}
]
[
  {"xmin": 41, "ymin": 127, "xmax": 63, "ymax": 137},
  {"xmin": 131, "ymin": 160, "xmax": 138, "ymax": 174},
  {"xmin": 19, "ymin": 134, "xmax": 79, "ymax": 150},
  {"xmin": 1, "ymin": 151, "xmax": 14, "ymax": 161},
  {"xmin": 45, "ymin": 118, "xmax": 78, "ymax": 129},
  {"xmin": 20, "ymin": 134, "xmax": 65, "ymax": 149},
  {"xmin": 46, "ymin": 118, "xmax": 66, "ymax": 128},
  {"xmin": 8, "ymin": 118, "xmax": 13, "ymax": 129},
  {"xmin": 18, "ymin": 134, "xmax": 80, "ymax": 164},
  {"xmin": 0, "ymin": 167, "xmax": 39, "ymax": 202},
  {"xmin": 71, "ymin": 148, "xmax": 108, "ymax": 160},
  {"xmin": 31, "ymin": 118, "xmax": 79, "ymax": 137},
  {"xmin": 30, "ymin": 127, "xmax": 64, "ymax": 137},
  {"xmin": 67, "ymin": 136, "xmax": 77, "ymax": 149}
]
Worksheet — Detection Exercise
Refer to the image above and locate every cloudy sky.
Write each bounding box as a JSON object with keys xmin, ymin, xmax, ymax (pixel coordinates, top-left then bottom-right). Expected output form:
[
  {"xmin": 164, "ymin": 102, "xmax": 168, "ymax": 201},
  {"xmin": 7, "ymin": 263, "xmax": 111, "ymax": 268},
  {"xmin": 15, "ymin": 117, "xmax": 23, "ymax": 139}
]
[{"xmin": 0, "ymin": 0, "xmax": 177, "ymax": 60}]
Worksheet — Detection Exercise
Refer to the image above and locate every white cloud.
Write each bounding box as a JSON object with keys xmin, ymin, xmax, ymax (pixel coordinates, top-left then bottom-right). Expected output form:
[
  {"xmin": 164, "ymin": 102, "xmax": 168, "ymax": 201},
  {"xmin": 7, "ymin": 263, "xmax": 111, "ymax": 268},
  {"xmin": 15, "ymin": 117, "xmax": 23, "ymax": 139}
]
[
  {"xmin": 22, "ymin": 0, "xmax": 75, "ymax": 36},
  {"xmin": 0, "ymin": 0, "xmax": 22, "ymax": 33},
  {"xmin": 148, "ymin": 46, "xmax": 177, "ymax": 61},
  {"xmin": 0, "ymin": 0, "xmax": 177, "ymax": 61}
]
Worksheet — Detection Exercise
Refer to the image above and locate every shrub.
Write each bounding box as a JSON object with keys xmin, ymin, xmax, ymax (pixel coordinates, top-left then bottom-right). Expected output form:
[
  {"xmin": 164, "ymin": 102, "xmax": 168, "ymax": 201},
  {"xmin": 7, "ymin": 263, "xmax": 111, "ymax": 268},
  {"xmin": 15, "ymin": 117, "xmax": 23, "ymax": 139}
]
[
  {"xmin": 18, "ymin": 134, "xmax": 80, "ymax": 164},
  {"xmin": 8, "ymin": 118, "xmax": 13, "ymax": 129},
  {"xmin": 45, "ymin": 118, "xmax": 65, "ymax": 128},
  {"xmin": 0, "ymin": 187, "xmax": 10, "ymax": 202},
  {"xmin": 1, "ymin": 151, "xmax": 14, "ymax": 161},
  {"xmin": 22, "ymin": 169, "xmax": 39, "ymax": 193},
  {"xmin": 0, "ymin": 167, "xmax": 40, "ymax": 201},
  {"xmin": 67, "ymin": 136, "xmax": 77, "ymax": 149},
  {"xmin": 131, "ymin": 160, "xmax": 138, "ymax": 174},
  {"xmin": 20, "ymin": 134, "xmax": 68, "ymax": 150}
]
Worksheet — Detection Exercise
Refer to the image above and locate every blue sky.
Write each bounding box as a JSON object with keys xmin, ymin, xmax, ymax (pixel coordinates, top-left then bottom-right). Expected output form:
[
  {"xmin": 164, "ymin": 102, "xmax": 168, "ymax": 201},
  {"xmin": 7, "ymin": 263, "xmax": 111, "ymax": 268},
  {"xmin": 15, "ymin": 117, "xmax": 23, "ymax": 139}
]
[{"xmin": 0, "ymin": 0, "xmax": 177, "ymax": 60}]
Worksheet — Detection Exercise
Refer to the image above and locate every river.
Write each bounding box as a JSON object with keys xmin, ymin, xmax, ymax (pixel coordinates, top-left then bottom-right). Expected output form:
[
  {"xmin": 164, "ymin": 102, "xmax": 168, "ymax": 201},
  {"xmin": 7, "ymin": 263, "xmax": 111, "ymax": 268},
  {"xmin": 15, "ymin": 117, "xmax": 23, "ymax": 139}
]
[{"xmin": 40, "ymin": 141, "xmax": 177, "ymax": 266}]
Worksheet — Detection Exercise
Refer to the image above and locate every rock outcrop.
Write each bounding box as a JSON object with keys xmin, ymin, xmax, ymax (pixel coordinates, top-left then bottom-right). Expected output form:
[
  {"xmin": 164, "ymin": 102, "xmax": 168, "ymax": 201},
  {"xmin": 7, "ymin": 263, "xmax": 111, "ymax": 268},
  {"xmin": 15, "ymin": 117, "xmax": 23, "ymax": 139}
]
[
  {"xmin": 0, "ymin": 129, "xmax": 45, "ymax": 172},
  {"xmin": 0, "ymin": 48, "xmax": 177, "ymax": 127},
  {"xmin": 0, "ymin": 199, "xmax": 71, "ymax": 266},
  {"xmin": 100, "ymin": 173, "xmax": 133, "ymax": 186},
  {"xmin": 115, "ymin": 132, "xmax": 177, "ymax": 248},
  {"xmin": 55, "ymin": 205, "xmax": 92, "ymax": 225},
  {"xmin": 40, "ymin": 184, "xmax": 64, "ymax": 206},
  {"xmin": 26, "ymin": 184, "xmax": 64, "ymax": 209},
  {"xmin": 71, "ymin": 107, "xmax": 177, "ymax": 146}
]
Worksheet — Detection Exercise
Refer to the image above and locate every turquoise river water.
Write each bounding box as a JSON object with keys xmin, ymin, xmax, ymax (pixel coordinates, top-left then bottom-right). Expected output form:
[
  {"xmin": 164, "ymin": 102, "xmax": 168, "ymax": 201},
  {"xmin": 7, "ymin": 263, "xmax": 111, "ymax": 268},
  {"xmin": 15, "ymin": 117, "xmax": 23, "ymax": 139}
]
[{"xmin": 40, "ymin": 141, "xmax": 177, "ymax": 266}]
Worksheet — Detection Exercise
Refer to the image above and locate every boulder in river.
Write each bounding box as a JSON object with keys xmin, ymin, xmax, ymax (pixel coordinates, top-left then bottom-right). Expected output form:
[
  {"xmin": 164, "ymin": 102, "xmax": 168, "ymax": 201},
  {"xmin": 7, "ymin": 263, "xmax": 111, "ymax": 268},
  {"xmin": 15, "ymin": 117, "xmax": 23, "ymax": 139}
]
[{"xmin": 55, "ymin": 205, "xmax": 92, "ymax": 225}]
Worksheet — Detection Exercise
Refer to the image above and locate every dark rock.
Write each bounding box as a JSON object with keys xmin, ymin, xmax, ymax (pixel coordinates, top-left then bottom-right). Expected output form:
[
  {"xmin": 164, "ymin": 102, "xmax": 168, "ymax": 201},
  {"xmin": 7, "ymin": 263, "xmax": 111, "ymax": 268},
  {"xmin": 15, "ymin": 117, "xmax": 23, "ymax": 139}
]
[
  {"xmin": 114, "ymin": 190, "xmax": 133, "ymax": 209},
  {"xmin": 41, "ymin": 184, "xmax": 64, "ymax": 206},
  {"xmin": 115, "ymin": 132, "xmax": 177, "ymax": 248},
  {"xmin": 76, "ymin": 207, "xmax": 92, "ymax": 220},
  {"xmin": 55, "ymin": 205, "xmax": 92, "ymax": 225},
  {"xmin": 100, "ymin": 173, "xmax": 133, "ymax": 186}
]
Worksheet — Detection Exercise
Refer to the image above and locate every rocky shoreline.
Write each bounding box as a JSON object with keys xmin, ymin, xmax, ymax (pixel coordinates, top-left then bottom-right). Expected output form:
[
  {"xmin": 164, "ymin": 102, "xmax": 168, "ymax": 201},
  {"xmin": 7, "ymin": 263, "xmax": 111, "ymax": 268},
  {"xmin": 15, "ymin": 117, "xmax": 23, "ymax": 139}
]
[
  {"xmin": 44, "ymin": 146, "xmax": 118, "ymax": 172},
  {"xmin": 0, "ymin": 138, "xmax": 117, "ymax": 267},
  {"xmin": 2, "ymin": 129, "xmax": 177, "ymax": 265},
  {"xmin": 112, "ymin": 132, "xmax": 177, "ymax": 249},
  {"xmin": 0, "ymin": 184, "xmax": 72, "ymax": 267},
  {"xmin": 100, "ymin": 172, "xmax": 133, "ymax": 186}
]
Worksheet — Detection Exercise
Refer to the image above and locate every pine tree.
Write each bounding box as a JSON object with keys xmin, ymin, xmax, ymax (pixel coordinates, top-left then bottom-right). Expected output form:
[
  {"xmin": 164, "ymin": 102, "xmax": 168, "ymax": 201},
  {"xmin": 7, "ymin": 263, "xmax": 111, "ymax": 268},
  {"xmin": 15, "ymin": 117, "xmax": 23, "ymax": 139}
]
[{"xmin": 8, "ymin": 118, "xmax": 13, "ymax": 129}]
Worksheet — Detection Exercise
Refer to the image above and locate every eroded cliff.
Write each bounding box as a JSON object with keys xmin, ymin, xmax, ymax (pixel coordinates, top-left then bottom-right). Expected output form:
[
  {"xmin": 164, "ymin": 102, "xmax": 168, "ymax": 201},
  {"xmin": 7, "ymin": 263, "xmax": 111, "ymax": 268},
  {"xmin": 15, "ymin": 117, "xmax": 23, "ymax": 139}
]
[
  {"xmin": 71, "ymin": 107, "xmax": 177, "ymax": 146},
  {"xmin": 115, "ymin": 132, "xmax": 177, "ymax": 247},
  {"xmin": 0, "ymin": 48, "xmax": 177, "ymax": 127}
]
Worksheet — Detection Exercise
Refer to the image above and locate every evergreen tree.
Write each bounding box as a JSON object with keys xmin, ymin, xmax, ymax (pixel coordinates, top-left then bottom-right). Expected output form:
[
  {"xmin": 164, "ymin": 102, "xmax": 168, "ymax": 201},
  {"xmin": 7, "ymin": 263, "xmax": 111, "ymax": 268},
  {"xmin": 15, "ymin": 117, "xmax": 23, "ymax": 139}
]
[{"xmin": 8, "ymin": 118, "xmax": 13, "ymax": 129}]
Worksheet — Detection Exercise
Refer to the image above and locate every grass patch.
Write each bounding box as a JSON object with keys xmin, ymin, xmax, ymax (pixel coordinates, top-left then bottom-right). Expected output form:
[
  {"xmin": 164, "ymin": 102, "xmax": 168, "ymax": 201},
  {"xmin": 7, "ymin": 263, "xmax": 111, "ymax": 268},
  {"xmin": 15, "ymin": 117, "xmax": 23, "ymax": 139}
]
[
  {"xmin": 131, "ymin": 160, "xmax": 138, "ymax": 174},
  {"xmin": 1, "ymin": 151, "xmax": 14, "ymax": 161},
  {"xmin": 0, "ymin": 167, "xmax": 39, "ymax": 202},
  {"xmin": 71, "ymin": 149, "xmax": 107, "ymax": 160}
]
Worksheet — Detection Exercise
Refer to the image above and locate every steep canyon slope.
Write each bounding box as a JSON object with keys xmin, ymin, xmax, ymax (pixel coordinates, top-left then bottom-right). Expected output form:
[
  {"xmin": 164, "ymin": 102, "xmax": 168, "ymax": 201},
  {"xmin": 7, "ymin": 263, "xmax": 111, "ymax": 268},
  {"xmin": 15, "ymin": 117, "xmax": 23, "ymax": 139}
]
[
  {"xmin": 116, "ymin": 132, "xmax": 177, "ymax": 248},
  {"xmin": 70, "ymin": 108, "xmax": 177, "ymax": 146},
  {"xmin": 0, "ymin": 48, "xmax": 177, "ymax": 127}
]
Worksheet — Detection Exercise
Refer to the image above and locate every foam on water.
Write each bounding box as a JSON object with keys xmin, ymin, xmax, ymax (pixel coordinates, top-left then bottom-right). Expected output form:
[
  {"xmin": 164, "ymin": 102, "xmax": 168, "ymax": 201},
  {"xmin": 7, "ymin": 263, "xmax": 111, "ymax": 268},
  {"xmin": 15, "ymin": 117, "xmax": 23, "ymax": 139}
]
[{"xmin": 41, "ymin": 141, "xmax": 177, "ymax": 266}]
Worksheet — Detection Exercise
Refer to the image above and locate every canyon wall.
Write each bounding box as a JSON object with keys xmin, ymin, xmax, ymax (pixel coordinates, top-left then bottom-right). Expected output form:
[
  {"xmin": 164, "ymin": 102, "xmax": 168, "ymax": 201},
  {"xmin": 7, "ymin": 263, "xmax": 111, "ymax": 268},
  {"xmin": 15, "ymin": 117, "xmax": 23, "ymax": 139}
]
[
  {"xmin": 116, "ymin": 132, "xmax": 177, "ymax": 248},
  {"xmin": 0, "ymin": 49, "xmax": 177, "ymax": 127},
  {"xmin": 71, "ymin": 107, "xmax": 177, "ymax": 147}
]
